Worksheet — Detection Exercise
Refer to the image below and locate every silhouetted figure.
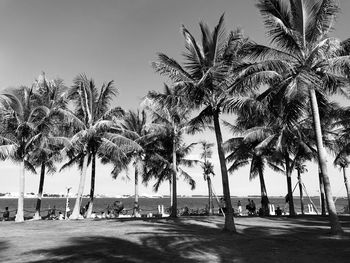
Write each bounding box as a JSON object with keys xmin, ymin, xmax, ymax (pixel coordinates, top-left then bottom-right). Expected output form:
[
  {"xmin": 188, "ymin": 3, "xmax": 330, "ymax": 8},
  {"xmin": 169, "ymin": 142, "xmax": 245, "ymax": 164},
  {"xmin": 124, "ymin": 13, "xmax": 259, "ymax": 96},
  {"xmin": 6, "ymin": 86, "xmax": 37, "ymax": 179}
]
[
  {"xmin": 181, "ymin": 206, "xmax": 189, "ymax": 216},
  {"xmin": 3, "ymin": 207, "xmax": 9, "ymax": 221},
  {"xmin": 275, "ymin": 206, "xmax": 282, "ymax": 216},
  {"xmin": 246, "ymin": 200, "xmax": 256, "ymax": 216},
  {"xmin": 250, "ymin": 200, "xmax": 256, "ymax": 215},
  {"xmin": 219, "ymin": 197, "xmax": 227, "ymax": 215},
  {"xmin": 246, "ymin": 199, "xmax": 252, "ymax": 214},
  {"xmin": 113, "ymin": 200, "xmax": 124, "ymax": 217}
]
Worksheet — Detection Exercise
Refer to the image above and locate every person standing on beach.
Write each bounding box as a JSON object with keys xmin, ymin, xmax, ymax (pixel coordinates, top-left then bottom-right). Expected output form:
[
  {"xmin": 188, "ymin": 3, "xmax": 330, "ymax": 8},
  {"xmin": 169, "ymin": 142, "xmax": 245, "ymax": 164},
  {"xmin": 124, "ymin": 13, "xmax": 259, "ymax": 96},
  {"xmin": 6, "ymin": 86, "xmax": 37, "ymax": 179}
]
[
  {"xmin": 246, "ymin": 199, "xmax": 251, "ymax": 214},
  {"xmin": 132, "ymin": 201, "xmax": 140, "ymax": 217},
  {"xmin": 3, "ymin": 207, "xmax": 9, "ymax": 221},
  {"xmin": 250, "ymin": 200, "xmax": 256, "ymax": 215},
  {"xmin": 220, "ymin": 197, "xmax": 227, "ymax": 215},
  {"xmin": 237, "ymin": 201, "xmax": 242, "ymax": 216}
]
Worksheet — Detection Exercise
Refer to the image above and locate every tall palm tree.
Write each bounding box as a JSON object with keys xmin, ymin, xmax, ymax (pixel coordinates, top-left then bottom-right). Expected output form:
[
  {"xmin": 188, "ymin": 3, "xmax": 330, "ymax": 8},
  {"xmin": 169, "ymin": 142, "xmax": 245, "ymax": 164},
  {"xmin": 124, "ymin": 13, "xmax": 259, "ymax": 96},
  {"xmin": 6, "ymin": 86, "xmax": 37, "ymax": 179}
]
[
  {"xmin": 334, "ymin": 156, "xmax": 350, "ymax": 213},
  {"xmin": 225, "ymin": 136, "xmax": 273, "ymax": 215},
  {"xmin": 245, "ymin": 0, "xmax": 346, "ymax": 234},
  {"xmin": 144, "ymin": 90, "xmax": 196, "ymax": 217},
  {"xmin": 333, "ymin": 108, "xmax": 350, "ymax": 213},
  {"xmin": 152, "ymin": 16, "xmax": 255, "ymax": 231},
  {"xmin": 62, "ymin": 74, "xmax": 140, "ymax": 219},
  {"xmin": 0, "ymin": 86, "xmax": 47, "ymax": 222},
  {"xmin": 295, "ymin": 161, "xmax": 308, "ymax": 215},
  {"xmin": 119, "ymin": 110, "xmax": 157, "ymax": 215},
  {"xmin": 225, "ymin": 90, "xmax": 309, "ymax": 216},
  {"xmin": 199, "ymin": 141, "xmax": 215, "ymax": 215},
  {"xmin": 143, "ymin": 134, "xmax": 197, "ymax": 211},
  {"xmin": 30, "ymin": 73, "xmax": 68, "ymax": 220}
]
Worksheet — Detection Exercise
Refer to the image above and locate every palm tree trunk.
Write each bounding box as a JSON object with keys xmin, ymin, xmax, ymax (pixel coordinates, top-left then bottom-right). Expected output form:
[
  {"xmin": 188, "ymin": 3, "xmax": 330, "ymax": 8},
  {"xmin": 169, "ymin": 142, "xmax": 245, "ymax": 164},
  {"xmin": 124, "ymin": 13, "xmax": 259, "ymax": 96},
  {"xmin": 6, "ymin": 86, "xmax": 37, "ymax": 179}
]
[
  {"xmin": 318, "ymin": 170, "xmax": 326, "ymax": 215},
  {"xmin": 169, "ymin": 180, "xmax": 173, "ymax": 207},
  {"xmin": 70, "ymin": 154, "xmax": 89, "ymax": 220},
  {"xmin": 213, "ymin": 110, "xmax": 236, "ymax": 232},
  {"xmin": 285, "ymin": 156, "xmax": 296, "ymax": 216},
  {"xmin": 171, "ymin": 129, "xmax": 177, "ymax": 218},
  {"xmin": 86, "ymin": 154, "xmax": 96, "ymax": 218},
  {"xmin": 309, "ymin": 88, "xmax": 343, "ymax": 234},
  {"xmin": 133, "ymin": 165, "xmax": 139, "ymax": 216},
  {"xmin": 15, "ymin": 160, "xmax": 25, "ymax": 222},
  {"xmin": 33, "ymin": 162, "xmax": 46, "ymax": 220},
  {"xmin": 298, "ymin": 170, "xmax": 304, "ymax": 215},
  {"xmin": 343, "ymin": 166, "xmax": 350, "ymax": 213},
  {"xmin": 258, "ymin": 165, "xmax": 269, "ymax": 215},
  {"xmin": 207, "ymin": 177, "xmax": 213, "ymax": 215},
  {"xmin": 135, "ymin": 165, "xmax": 139, "ymax": 204}
]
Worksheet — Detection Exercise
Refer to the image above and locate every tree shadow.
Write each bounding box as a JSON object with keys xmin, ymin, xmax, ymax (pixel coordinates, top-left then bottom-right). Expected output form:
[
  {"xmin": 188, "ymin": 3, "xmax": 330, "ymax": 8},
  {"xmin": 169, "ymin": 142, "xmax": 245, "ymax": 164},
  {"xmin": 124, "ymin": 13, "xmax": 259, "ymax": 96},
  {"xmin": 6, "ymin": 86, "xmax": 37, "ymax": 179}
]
[
  {"xmin": 0, "ymin": 241, "xmax": 9, "ymax": 252},
  {"xmin": 26, "ymin": 236, "xmax": 194, "ymax": 263},
  {"xmin": 24, "ymin": 217, "xmax": 350, "ymax": 263},
  {"xmin": 261, "ymin": 215, "xmax": 350, "ymax": 229}
]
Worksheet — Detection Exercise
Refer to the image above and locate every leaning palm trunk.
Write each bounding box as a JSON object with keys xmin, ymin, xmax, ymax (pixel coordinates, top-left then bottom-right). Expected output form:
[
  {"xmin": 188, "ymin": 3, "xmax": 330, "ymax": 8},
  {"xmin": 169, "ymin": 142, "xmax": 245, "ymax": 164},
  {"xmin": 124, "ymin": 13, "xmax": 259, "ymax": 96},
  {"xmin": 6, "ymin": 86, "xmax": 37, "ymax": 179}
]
[
  {"xmin": 213, "ymin": 110, "xmax": 236, "ymax": 232},
  {"xmin": 33, "ymin": 162, "xmax": 46, "ymax": 220},
  {"xmin": 15, "ymin": 160, "xmax": 25, "ymax": 222},
  {"xmin": 170, "ymin": 129, "xmax": 177, "ymax": 218},
  {"xmin": 258, "ymin": 167, "xmax": 269, "ymax": 215},
  {"xmin": 285, "ymin": 156, "xmax": 296, "ymax": 216},
  {"xmin": 207, "ymin": 177, "xmax": 213, "ymax": 215},
  {"xmin": 298, "ymin": 171, "xmax": 304, "ymax": 215},
  {"xmin": 342, "ymin": 166, "xmax": 350, "ymax": 213},
  {"xmin": 70, "ymin": 154, "xmax": 89, "ymax": 219},
  {"xmin": 86, "ymin": 154, "xmax": 96, "ymax": 218},
  {"xmin": 309, "ymin": 88, "xmax": 343, "ymax": 234}
]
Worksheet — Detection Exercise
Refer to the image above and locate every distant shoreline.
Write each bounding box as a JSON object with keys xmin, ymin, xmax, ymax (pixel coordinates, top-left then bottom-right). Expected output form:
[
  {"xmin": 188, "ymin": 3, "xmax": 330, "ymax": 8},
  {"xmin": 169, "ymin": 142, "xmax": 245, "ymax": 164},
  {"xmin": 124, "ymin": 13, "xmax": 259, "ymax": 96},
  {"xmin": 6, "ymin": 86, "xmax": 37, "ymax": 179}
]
[{"xmin": 0, "ymin": 195, "xmax": 345, "ymax": 199}]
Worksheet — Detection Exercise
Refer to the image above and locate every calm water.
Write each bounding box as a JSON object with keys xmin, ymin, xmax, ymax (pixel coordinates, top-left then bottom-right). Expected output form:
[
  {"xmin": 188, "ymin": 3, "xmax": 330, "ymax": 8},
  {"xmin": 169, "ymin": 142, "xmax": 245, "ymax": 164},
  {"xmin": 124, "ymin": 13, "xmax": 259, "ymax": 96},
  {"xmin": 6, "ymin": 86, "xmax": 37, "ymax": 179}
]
[{"xmin": 0, "ymin": 196, "xmax": 348, "ymax": 217}]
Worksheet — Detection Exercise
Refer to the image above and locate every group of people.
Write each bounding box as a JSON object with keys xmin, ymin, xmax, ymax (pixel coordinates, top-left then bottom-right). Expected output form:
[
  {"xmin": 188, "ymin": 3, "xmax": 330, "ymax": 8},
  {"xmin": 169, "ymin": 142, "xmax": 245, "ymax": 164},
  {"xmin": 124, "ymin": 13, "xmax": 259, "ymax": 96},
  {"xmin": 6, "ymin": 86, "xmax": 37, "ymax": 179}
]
[
  {"xmin": 219, "ymin": 198, "xmax": 257, "ymax": 216},
  {"xmin": 245, "ymin": 199, "xmax": 257, "ymax": 215}
]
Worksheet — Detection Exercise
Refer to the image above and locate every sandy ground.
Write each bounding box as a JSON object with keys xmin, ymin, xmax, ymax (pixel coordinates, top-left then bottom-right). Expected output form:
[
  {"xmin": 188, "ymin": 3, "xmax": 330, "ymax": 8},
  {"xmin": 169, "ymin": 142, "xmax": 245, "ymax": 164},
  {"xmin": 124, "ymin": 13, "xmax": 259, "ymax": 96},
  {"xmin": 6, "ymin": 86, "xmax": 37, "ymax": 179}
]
[{"xmin": 0, "ymin": 215, "xmax": 350, "ymax": 263}]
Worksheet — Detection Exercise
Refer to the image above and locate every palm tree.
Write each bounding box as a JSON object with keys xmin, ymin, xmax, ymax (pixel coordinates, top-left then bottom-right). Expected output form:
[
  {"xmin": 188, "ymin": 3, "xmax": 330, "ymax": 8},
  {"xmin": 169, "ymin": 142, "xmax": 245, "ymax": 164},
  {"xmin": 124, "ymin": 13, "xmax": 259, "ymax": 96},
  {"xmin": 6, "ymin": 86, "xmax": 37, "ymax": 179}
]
[
  {"xmin": 144, "ymin": 91, "xmax": 196, "ymax": 217},
  {"xmin": 225, "ymin": 90, "xmax": 310, "ymax": 216},
  {"xmin": 30, "ymin": 73, "xmax": 68, "ymax": 220},
  {"xmin": 152, "ymin": 16, "xmax": 254, "ymax": 231},
  {"xmin": 334, "ymin": 155, "xmax": 350, "ymax": 213},
  {"xmin": 199, "ymin": 141, "xmax": 215, "ymax": 215},
  {"xmin": 225, "ymin": 136, "xmax": 272, "ymax": 215},
  {"xmin": 295, "ymin": 161, "xmax": 308, "ymax": 215},
  {"xmin": 119, "ymin": 110, "xmax": 158, "ymax": 215},
  {"xmin": 62, "ymin": 74, "xmax": 140, "ymax": 219},
  {"xmin": 143, "ymin": 134, "xmax": 197, "ymax": 213},
  {"xmin": 333, "ymin": 109, "xmax": 350, "ymax": 213},
  {"xmin": 0, "ymin": 86, "xmax": 47, "ymax": 222},
  {"xmin": 307, "ymin": 99, "xmax": 344, "ymax": 215},
  {"xmin": 245, "ymin": 0, "xmax": 346, "ymax": 234}
]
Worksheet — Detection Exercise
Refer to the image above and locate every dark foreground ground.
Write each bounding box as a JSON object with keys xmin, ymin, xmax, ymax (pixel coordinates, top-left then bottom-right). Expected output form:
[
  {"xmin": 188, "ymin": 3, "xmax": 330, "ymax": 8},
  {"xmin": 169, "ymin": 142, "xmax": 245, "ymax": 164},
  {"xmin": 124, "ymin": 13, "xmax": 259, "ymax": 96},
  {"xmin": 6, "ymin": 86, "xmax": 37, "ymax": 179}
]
[{"xmin": 0, "ymin": 215, "xmax": 350, "ymax": 263}]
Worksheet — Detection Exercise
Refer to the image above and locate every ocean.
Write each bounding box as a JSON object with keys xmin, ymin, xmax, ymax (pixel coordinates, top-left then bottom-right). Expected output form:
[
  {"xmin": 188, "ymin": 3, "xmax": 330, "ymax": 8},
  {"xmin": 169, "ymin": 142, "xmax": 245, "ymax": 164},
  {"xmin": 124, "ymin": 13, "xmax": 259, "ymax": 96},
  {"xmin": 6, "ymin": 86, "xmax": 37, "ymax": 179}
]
[{"xmin": 0, "ymin": 196, "xmax": 348, "ymax": 218}]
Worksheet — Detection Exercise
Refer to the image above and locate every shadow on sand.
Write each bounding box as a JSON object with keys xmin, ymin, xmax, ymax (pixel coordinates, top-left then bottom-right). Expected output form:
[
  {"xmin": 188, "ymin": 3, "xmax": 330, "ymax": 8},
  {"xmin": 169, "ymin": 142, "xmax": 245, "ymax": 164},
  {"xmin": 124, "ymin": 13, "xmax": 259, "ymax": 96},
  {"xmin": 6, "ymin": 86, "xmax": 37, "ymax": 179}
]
[{"xmin": 23, "ymin": 216, "xmax": 350, "ymax": 263}]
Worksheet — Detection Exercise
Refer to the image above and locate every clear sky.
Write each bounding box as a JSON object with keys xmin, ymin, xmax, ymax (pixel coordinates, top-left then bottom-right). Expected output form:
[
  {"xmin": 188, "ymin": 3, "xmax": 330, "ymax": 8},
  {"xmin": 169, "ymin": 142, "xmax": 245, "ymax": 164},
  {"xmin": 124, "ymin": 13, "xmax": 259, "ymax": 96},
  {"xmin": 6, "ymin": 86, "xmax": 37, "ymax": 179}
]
[{"xmin": 0, "ymin": 0, "xmax": 350, "ymax": 198}]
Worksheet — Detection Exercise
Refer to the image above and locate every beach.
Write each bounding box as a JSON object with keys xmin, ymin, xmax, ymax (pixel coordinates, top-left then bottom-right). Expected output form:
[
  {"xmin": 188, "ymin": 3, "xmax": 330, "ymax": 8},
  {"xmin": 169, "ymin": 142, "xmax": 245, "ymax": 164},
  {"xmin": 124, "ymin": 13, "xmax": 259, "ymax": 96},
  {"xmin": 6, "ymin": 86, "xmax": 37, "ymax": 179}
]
[
  {"xmin": 0, "ymin": 215, "xmax": 349, "ymax": 262},
  {"xmin": 1, "ymin": 196, "xmax": 348, "ymax": 219}
]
